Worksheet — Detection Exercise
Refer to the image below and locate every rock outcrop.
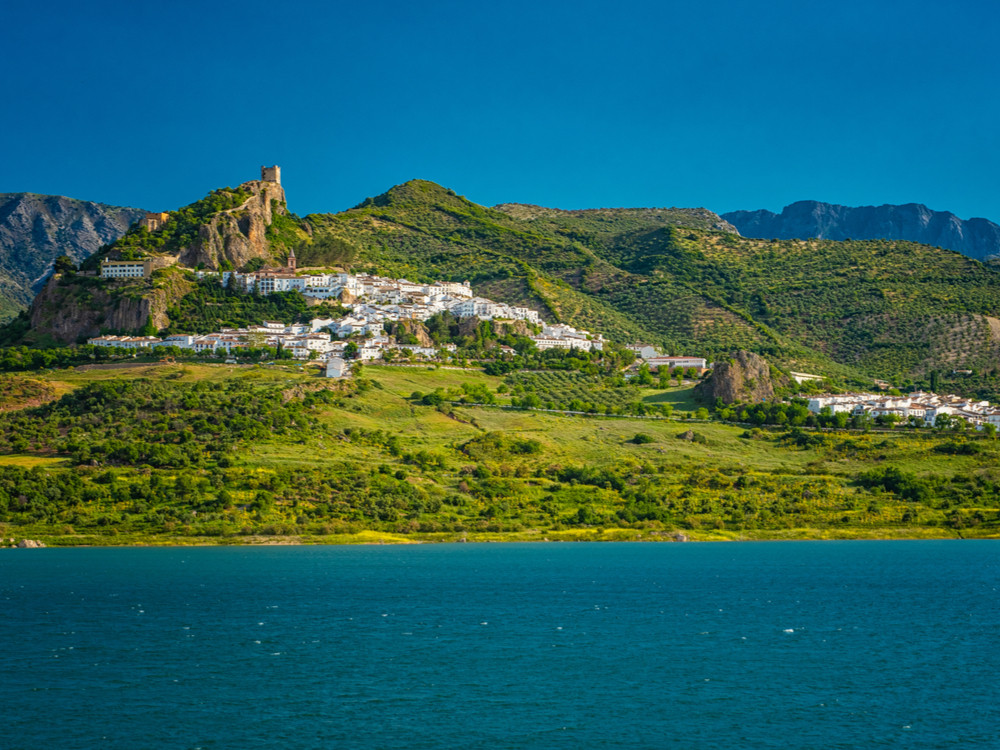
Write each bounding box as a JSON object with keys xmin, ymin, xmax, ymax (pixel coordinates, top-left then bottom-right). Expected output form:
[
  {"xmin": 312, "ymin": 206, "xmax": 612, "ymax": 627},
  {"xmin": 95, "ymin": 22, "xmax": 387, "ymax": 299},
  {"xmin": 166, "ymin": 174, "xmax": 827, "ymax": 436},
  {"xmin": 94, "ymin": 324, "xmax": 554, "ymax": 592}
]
[
  {"xmin": 25, "ymin": 269, "xmax": 194, "ymax": 346},
  {"xmin": 0, "ymin": 193, "xmax": 145, "ymax": 316},
  {"xmin": 393, "ymin": 319, "xmax": 435, "ymax": 347},
  {"xmin": 178, "ymin": 181, "xmax": 287, "ymax": 269},
  {"xmin": 16, "ymin": 539, "xmax": 46, "ymax": 548},
  {"xmin": 723, "ymin": 201, "xmax": 1000, "ymax": 261},
  {"xmin": 18, "ymin": 180, "xmax": 286, "ymax": 345},
  {"xmin": 696, "ymin": 350, "xmax": 780, "ymax": 405}
]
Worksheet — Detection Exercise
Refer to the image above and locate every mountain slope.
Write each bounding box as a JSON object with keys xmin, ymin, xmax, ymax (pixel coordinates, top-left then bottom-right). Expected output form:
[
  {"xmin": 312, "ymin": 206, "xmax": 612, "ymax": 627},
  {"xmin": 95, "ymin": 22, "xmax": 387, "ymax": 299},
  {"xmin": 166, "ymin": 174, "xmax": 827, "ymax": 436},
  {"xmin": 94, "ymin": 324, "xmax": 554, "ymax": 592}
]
[
  {"xmin": 16, "ymin": 179, "xmax": 302, "ymax": 346},
  {"xmin": 306, "ymin": 181, "xmax": 784, "ymax": 358},
  {"xmin": 13, "ymin": 177, "xmax": 1000, "ymax": 384},
  {"xmin": 0, "ymin": 193, "xmax": 146, "ymax": 319},
  {"xmin": 723, "ymin": 201, "xmax": 1000, "ymax": 260},
  {"xmin": 306, "ymin": 181, "xmax": 1000, "ymax": 379}
]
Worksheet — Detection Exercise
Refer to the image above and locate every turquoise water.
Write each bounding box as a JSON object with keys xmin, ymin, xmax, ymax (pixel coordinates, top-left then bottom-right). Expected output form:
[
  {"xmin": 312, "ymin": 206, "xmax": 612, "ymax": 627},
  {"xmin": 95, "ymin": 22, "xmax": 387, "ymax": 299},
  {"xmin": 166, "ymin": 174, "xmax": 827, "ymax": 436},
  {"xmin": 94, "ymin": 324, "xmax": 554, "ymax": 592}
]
[{"xmin": 1, "ymin": 541, "xmax": 997, "ymax": 749}]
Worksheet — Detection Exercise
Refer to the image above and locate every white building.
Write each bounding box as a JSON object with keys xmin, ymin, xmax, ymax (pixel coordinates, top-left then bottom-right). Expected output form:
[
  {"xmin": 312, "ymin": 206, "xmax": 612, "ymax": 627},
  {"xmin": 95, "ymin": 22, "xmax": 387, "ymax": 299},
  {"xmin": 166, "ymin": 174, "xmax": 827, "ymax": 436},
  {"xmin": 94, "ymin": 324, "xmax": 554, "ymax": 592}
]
[
  {"xmin": 387, "ymin": 344, "xmax": 439, "ymax": 358},
  {"xmin": 530, "ymin": 323, "xmax": 603, "ymax": 352},
  {"xmin": 326, "ymin": 357, "xmax": 350, "ymax": 378},
  {"xmin": 87, "ymin": 335, "xmax": 162, "ymax": 349},
  {"xmin": 627, "ymin": 344, "xmax": 661, "ymax": 360},
  {"xmin": 357, "ymin": 344, "xmax": 384, "ymax": 361},
  {"xmin": 532, "ymin": 337, "xmax": 577, "ymax": 351},
  {"xmin": 101, "ymin": 260, "xmax": 152, "ymax": 279},
  {"xmin": 646, "ymin": 356, "xmax": 708, "ymax": 371},
  {"xmin": 153, "ymin": 335, "xmax": 197, "ymax": 349}
]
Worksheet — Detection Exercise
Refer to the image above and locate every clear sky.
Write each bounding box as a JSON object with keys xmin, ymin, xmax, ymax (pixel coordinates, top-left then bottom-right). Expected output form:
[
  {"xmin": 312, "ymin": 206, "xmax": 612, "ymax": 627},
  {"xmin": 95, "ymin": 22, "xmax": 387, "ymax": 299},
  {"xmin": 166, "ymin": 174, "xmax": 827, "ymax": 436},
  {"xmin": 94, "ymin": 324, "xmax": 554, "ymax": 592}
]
[{"xmin": 3, "ymin": 0, "xmax": 998, "ymax": 221}]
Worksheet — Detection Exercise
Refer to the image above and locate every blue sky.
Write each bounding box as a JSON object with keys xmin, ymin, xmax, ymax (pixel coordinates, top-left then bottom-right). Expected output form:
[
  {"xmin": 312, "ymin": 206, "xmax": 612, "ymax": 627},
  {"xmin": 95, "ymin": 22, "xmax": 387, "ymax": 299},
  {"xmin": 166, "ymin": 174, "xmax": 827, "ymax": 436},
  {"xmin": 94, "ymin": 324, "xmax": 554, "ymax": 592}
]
[{"xmin": 3, "ymin": 0, "xmax": 998, "ymax": 220}]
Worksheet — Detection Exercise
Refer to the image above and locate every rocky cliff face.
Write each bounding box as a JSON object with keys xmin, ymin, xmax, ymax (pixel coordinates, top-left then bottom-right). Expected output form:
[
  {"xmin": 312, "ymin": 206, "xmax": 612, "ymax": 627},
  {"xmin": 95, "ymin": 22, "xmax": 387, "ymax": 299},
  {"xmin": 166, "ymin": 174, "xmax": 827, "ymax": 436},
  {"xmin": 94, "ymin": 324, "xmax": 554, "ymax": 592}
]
[
  {"xmin": 17, "ymin": 180, "xmax": 289, "ymax": 344},
  {"xmin": 25, "ymin": 270, "xmax": 194, "ymax": 346},
  {"xmin": 0, "ymin": 193, "xmax": 145, "ymax": 316},
  {"xmin": 722, "ymin": 201, "xmax": 1000, "ymax": 261},
  {"xmin": 178, "ymin": 181, "xmax": 287, "ymax": 269},
  {"xmin": 696, "ymin": 350, "xmax": 780, "ymax": 405}
]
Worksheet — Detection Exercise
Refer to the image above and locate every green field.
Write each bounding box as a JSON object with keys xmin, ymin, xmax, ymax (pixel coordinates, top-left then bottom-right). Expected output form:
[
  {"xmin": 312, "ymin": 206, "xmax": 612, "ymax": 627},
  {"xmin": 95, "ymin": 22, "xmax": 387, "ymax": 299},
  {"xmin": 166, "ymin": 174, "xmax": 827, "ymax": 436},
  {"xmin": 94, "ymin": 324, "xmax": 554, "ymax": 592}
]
[{"xmin": 0, "ymin": 361, "xmax": 996, "ymax": 547}]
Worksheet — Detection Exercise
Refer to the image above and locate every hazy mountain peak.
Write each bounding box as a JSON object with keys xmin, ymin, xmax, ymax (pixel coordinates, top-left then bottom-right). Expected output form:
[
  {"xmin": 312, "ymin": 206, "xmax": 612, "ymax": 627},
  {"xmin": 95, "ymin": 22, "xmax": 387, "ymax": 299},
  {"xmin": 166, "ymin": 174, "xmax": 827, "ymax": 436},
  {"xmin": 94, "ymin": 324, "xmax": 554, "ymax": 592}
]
[
  {"xmin": 722, "ymin": 201, "xmax": 1000, "ymax": 260},
  {"xmin": 0, "ymin": 192, "xmax": 146, "ymax": 317}
]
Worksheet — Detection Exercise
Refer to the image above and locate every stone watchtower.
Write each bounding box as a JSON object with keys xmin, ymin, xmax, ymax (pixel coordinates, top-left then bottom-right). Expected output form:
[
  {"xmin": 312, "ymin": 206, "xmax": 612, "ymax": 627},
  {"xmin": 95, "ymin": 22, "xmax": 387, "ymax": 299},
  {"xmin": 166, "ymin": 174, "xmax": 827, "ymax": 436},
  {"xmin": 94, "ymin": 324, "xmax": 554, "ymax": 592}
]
[{"xmin": 261, "ymin": 165, "xmax": 281, "ymax": 184}]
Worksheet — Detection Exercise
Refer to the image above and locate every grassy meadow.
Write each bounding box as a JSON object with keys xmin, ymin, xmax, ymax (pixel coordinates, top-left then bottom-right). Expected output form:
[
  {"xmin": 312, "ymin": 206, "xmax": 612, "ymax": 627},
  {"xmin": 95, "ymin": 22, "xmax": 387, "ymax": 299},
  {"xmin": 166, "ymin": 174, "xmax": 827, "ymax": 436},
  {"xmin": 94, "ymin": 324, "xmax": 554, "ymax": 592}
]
[{"xmin": 0, "ymin": 361, "xmax": 997, "ymax": 546}]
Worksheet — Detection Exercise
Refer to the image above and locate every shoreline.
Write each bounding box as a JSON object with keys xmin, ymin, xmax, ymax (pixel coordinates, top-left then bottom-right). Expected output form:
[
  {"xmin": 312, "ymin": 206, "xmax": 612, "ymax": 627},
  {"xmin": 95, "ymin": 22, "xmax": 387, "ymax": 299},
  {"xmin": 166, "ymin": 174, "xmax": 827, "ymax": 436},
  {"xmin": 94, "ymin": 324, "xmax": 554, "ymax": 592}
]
[{"xmin": 3, "ymin": 526, "xmax": 994, "ymax": 548}]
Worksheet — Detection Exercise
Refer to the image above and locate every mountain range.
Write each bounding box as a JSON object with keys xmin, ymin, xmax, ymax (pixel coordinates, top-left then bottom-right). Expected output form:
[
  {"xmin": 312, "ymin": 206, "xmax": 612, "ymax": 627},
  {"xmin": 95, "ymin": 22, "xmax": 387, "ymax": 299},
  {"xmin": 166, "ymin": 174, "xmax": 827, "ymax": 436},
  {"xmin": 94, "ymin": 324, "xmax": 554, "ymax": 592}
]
[
  {"xmin": 0, "ymin": 193, "xmax": 145, "ymax": 319},
  {"xmin": 7, "ymin": 180, "xmax": 1000, "ymax": 386},
  {"xmin": 723, "ymin": 201, "xmax": 1000, "ymax": 261}
]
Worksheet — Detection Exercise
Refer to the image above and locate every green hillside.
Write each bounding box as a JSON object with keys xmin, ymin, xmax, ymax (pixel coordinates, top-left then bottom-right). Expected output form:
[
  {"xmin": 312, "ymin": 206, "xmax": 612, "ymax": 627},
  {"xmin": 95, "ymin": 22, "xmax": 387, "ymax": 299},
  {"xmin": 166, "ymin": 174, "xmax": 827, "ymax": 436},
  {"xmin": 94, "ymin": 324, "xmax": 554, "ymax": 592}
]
[
  {"xmin": 301, "ymin": 180, "xmax": 1000, "ymax": 382},
  {"xmin": 5, "ymin": 180, "xmax": 1000, "ymax": 547},
  {"xmin": 11, "ymin": 177, "xmax": 1000, "ymax": 385},
  {"xmin": 1, "ymin": 363, "xmax": 997, "ymax": 546}
]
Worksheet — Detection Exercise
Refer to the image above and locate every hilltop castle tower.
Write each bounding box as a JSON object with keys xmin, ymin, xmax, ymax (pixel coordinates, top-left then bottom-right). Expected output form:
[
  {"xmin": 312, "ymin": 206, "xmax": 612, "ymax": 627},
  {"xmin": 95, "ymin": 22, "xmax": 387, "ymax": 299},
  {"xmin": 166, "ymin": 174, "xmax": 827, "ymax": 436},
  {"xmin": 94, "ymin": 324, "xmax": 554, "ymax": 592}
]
[{"xmin": 261, "ymin": 165, "xmax": 281, "ymax": 184}]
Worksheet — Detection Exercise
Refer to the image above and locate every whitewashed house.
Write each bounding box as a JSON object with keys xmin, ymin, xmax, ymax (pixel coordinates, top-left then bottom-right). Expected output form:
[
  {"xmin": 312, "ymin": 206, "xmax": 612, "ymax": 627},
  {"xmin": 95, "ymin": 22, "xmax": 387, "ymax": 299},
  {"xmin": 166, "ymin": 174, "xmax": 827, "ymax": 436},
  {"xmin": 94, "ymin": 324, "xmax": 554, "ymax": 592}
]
[{"xmin": 325, "ymin": 357, "xmax": 350, "ymax": 378}]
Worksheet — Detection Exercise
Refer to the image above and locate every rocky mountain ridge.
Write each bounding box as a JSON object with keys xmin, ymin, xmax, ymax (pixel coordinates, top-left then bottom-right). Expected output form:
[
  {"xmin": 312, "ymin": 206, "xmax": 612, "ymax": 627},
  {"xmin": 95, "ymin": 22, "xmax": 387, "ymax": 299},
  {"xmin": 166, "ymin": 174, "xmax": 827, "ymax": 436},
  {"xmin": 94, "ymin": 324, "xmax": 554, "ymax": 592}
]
[
  {"xmin": 178, "ymin": 181, "xmax": 288, "ymax": 269},
  {"xmin": 722, "ymin": 201, "xmax": 1000, "ymax": 260},
  {"xmin": 20, "ymin": 179, "xmax": 294, "ymax": 345},
  {"xmin": 0, "ymin": 193, "xmax": 145, "ymax": 318}
]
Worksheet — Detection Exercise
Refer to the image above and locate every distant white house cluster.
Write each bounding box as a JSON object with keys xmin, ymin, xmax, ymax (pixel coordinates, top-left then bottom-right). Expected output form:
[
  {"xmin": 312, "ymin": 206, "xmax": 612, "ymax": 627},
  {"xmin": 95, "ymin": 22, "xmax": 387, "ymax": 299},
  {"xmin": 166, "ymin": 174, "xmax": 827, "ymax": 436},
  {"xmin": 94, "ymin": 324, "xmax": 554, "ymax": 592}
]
[
  {"xmin": 87, "ymin": 272, "xmax": 610, "ymax": 365},
  {"xmin": 87, "ymin": 321, "xmax": 339, "ymax": 360},
  {"xmin": 807, "ymin": 392, "xmax": 1000, "ymax": 430}
]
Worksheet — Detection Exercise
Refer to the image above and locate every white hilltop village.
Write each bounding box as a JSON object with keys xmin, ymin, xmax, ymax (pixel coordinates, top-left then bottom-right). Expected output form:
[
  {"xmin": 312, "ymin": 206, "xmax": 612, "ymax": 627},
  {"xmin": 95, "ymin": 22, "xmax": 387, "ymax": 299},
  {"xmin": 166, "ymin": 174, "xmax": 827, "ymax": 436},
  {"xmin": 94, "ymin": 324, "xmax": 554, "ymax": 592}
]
[
  {"xmin": 89, "ymin": 252, "xmax": 620, "ymax": 373},
  {"xmin": 89, "ymin": 260, "xmax": 712, "ymax": 378},
  {"xmin": 88, "ymin": 166, "xmax": 718, "ymax": 379},
  {"xmin": 88, "ymin": 166, "xmax": 1000, "ymax": 427},
  {"xmin": 90, "ymin": 166, "xmax": 711, "ymax": 379}
]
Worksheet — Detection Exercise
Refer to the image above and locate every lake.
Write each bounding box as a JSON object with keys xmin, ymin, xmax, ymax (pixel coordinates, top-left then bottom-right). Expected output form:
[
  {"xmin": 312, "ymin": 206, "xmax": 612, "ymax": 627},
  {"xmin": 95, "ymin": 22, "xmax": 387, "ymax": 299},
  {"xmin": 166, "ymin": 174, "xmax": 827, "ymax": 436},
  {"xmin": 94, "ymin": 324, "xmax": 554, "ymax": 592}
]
[{"xmin": 1, "ymin": 541, "xmax": 997, "ymax": 748}]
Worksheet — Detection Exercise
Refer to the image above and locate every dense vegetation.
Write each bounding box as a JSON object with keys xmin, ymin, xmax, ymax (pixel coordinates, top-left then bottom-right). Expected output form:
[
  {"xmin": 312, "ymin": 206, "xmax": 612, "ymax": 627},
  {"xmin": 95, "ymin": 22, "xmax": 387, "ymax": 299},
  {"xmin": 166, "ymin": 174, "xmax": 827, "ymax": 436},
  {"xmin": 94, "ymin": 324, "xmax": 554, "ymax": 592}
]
[
  {"xmin": 0, "ymin": 378, "xmax": 339, "ymax": 467},
  {"xmin": 0, "ymin": 364, "xmax": 995, "ymax": 545},
  {"xmin": 163, "ymin": 279, "xmax": 348, "ymax": 334},
  {"xmin": 81, "ymin": 188, "xmax": 252, "ymax": 267},
  {"xmin": 299, "ymin": 180, "xmax": 1000, "ymax": 389},
  {"xmin": 0, "ymin": 344, "xmax": 132, "ymax": 371},
  {"xmin": 504, "ymin": 370, "xmax": 691, "ymax": 416}
]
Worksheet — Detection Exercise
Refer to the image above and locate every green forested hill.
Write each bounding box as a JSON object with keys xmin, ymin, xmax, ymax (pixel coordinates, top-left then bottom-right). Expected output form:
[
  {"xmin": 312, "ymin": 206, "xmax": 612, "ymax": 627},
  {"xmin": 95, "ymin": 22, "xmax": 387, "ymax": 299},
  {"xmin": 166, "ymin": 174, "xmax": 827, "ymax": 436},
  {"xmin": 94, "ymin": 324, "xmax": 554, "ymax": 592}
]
[
  {"xmin": 1, "ymin": 363, "xmax": 997, "ymax": 546},
  {"xmin": 307, "ymin": 182, "xmax": 793, "ymax": 363},
  {"xmin": 302, "ymin": 180, "xmax": 1000, "ymax": 381},
  {"xmin": 8, "ymin": 181, "xmax": 1000, "ymax": 547},
  {"xmin": 13, "ymin": 177, "xmax": 1000, "ymax": 383}
]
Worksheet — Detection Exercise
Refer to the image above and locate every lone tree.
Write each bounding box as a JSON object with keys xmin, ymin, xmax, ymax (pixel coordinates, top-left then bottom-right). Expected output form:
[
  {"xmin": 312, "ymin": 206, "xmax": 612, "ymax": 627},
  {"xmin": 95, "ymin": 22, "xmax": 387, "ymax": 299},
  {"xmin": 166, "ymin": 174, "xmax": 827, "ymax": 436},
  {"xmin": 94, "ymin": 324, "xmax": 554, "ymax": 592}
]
[{"xmin": 53, "ymin": 255, "xmax": 76, "ymax": 275}]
